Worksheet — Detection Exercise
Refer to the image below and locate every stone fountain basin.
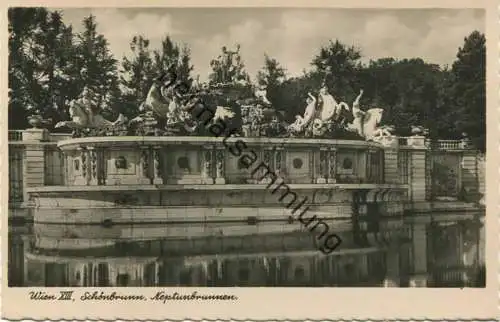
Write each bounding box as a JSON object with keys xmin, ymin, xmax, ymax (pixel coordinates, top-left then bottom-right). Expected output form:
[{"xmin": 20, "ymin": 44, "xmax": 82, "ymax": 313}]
[
  {"xmin": 28, "ymin": 135, "xmax": 408, "ymax": 225},
  {"xmin": 55, "ymin": 135, "xmax": 387, "ymax": 186},
  {"xmin": 56, "ymin": 135, "xmax": 385, "ymax": 149}
]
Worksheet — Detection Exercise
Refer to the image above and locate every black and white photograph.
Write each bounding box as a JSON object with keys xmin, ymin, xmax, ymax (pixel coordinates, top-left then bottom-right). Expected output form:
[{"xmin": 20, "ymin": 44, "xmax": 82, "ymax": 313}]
[{"xmin": 7, "ymin": 6, "xmax": 487, "ymax": 292}]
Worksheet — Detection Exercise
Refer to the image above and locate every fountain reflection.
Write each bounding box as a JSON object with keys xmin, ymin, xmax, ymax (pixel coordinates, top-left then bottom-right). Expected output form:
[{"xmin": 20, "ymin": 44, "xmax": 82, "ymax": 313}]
[{"xmin": 10, "ymin": 222, "xmax": 397, "ymax": 287}]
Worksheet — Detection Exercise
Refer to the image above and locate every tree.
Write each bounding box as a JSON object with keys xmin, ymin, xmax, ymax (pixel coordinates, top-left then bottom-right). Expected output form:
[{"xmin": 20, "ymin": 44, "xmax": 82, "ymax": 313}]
[
  {"xmin": 177, "ymin": 45, "xmax": 195, "ymax": 86},
  {"xmin": 272, "ymin": 73, "xmax": 318, "ymax": 123},
  {"xmin": 74, "ymin": 15, "xmax": 121, "ymax": 115},
  {"xmin": 310, "ymin": 40, "xmax": 363, "ymax": 102},
  {"xmin": 153, "ymin": 36, "xmax": 194, "ymax": 87},
  {"xmin": 8, "ymin": 7, "xmax": 42, "ymax": 129},
  {"xmin": 119, "ymin": 35, "xmax": 155, "ymax": 118},
  {"xmin": 8, "ymin": 8, "xmax": 81, "ymax": 129},
  {"xmin": 42, "ymin": 11, "xmax": 82, "ymax": 125},
  {"xmin": 359, "ymin": 58, "xmax": 443, "ymax": 135},
  {"xmin": 447, "ymin": 31, "xmax": 486, "ymax": 151},
  {"xmin": 256, "ymin": 54, "xmax": 286, "ymax": 108}
]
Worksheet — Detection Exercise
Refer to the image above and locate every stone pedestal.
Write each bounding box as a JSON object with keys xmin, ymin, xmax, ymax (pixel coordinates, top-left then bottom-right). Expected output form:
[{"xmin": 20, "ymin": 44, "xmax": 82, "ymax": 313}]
[
  {"xmin": 274, "ymin": 147, "xmax": 285, "ymax": 179},
  {"xmin": 88, "ymin": 148, "xmax": 98, "ymax": 186},
  {"xmin": 73, "ymin": 148, "xmax": 88, "ymax": 186},
  {"xmin": 315, "ymin": 148, "xmax": 328, "ymax": 184},
  {"xmin": 407, "ymin": 135, "xmax": 426, "ymax": 148},
  {"xmin": 22, "ymin": 128, "xmax": 49, "ymax": 142},
  {"xmin": 22, "ymin": 129, "xmax": 49, "ymax": 201},
  {"xmin": 327, "ymin": 148, "xmax": 337, "ymax": 184},
  {"xmin": 138, "ymin": 147, "xmax": 153, "ymax": 185},
  {"xmin": 215, "ymin": 149, "xmax": 226, "ymax": 184},
  {"xmin": 383, "ymin": 139, "xmax": 399, "ymax": 184},
  {"xmin": 259, "ymin": 148, "xmax": 275, "ymax": 184},
  {"xmin": 461, "ymin": 151, "xmax": 480, "ymax": 200},
  {"xmin": 410, "ymin": 150, "xmax": 427, "ymax": 201},
  {"xmin": 202, "ymin": 146, "xmax": 215, "ymax": 184},
  {"xmin": 152, "ymin": 147, "xmax": 163, "ymax": 185}
]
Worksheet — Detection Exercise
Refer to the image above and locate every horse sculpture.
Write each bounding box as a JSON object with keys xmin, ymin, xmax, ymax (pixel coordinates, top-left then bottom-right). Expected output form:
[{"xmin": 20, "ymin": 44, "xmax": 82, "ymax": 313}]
[
  {"xmin": 213, "ymin": 105, "xmax": 236, "ymax": 123},
  {"xmin": 55, "ymin": 99, "xmax": 126, "ymax": 130},
  {"xmin": 347, "ymin": 107, "xmax": 384, "ymax": 140}
]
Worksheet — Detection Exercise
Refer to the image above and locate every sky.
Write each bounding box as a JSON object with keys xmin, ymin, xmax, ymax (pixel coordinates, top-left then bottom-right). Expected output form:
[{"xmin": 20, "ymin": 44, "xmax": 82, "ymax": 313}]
[{"xmin": 54, "ymin": 8, "xmax": 485, "ymax": 82}]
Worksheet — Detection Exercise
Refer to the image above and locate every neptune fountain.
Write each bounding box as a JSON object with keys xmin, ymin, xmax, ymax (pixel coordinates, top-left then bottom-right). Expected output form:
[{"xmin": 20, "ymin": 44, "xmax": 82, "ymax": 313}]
[{"xmin": 55, "ymin": 57, "xmax": 393, "ymax": 144}]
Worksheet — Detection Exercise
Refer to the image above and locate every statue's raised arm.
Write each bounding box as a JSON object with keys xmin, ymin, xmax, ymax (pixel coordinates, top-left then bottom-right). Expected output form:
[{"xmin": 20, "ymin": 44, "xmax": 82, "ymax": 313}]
[{"xmin": 353, "ymin": 89, "xmax": 364, "ymax": 109}]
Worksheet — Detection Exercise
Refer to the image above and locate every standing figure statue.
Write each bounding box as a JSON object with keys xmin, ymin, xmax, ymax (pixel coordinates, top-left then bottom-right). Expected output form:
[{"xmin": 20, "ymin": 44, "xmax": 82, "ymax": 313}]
[
  {"xmin": 318, "ymin": 85, "xmax": 339, "ymax": 122},
  {"xmin": 217, "ymin": 45, "xmax": 241, "ymax": 83},
  {"xmin": 230, "ymin": 44, "xmax": 242, "ymax": 80},
  {"xmin": 219, "ymin": 46, "xmax": 230, "ymax": 83},
  {"xmin": 210, "ymin": 59, "xmax": 223, "ymax": 84},
  {"xmin": 312, "ymin": 84, "xmax": 350, "ymax": 135}
]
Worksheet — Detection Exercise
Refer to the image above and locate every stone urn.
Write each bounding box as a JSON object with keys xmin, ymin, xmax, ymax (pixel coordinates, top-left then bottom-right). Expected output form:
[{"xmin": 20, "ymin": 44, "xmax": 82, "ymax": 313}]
[
  {"xmin": 242, "ymin": 124, "xmax": 252, "ymax": 137},
  {"xmin": 28, "ymin": 115, "xmax": 44, "ymax": 128}
]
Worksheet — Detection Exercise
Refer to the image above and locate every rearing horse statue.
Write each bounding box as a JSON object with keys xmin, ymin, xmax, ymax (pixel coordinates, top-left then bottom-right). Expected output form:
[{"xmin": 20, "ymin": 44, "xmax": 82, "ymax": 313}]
[{"xmin": 345, "ymin": 90, "xmax": 385, "ymax": 140}]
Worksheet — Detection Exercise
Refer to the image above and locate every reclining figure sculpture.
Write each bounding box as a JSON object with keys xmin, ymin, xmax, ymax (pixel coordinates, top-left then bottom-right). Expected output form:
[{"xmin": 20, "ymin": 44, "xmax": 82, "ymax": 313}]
[{"xmin": 55, "ymin": 87, "xmax": 127, "ymax": 131}]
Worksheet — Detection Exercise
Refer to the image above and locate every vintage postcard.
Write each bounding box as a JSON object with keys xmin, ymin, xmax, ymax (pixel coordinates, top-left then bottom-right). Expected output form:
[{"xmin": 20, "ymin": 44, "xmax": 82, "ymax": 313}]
[{"xmin": 1, "ymin": 0, "xmax": 498, "ymax": 320}]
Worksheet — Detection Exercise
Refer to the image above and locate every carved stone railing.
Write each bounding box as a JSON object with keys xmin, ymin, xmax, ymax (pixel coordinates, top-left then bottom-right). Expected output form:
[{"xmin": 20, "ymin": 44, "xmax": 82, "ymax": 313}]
[
  {"xmin": 8, "ymin": 130, "xmax": 23, "ymax": 141},
  {"xmin": 56, "ymin": 136, "xmax": 386, "ymax": 187},
  {"xmin": 398, "ymin": 136, "xmax": 471, "ymax": 150}
]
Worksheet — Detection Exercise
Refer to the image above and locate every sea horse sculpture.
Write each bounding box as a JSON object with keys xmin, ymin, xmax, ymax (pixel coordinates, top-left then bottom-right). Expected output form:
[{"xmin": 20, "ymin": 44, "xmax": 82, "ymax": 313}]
[
  {"xmin": 55, "ymin": 91, "xmax": 126, "ymax": 130},
  {"xmin": 213, "ymin": 105, "xmax": 236, "ymax": 123},
  {"xmin": 135, "ymin": 72, "xmax": 201, "ymax": 133},
  {"xmin": 345, "ymin": 89, "xmax": 385, "ymax": 140},
  {"xmin": 348, "ymin": 107, "xmax": 384, "ymax": 140}
]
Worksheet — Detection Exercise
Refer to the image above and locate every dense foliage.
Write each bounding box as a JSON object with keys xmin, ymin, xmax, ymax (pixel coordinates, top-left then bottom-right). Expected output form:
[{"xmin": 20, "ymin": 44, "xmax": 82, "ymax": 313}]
[{"xmin": 8, "ymin": 8, "xmax": 486, "ymax": 151}]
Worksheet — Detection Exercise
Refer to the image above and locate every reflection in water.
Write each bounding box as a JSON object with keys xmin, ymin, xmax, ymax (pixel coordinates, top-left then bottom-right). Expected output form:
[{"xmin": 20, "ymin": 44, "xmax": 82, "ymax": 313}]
[
  {"xmin": 8, "ymin": 217, "xmax": 485, "ymax": 287},
  {"xmin": 20, "ymin": 251, "xmax": 389, "ymax": 287}
]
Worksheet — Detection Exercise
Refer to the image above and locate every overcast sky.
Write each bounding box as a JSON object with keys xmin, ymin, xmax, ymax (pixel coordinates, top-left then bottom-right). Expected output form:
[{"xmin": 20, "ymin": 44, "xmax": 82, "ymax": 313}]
[{"xmin": 55, "ymin": 8, "xmax": 485, "ymax": 81}]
